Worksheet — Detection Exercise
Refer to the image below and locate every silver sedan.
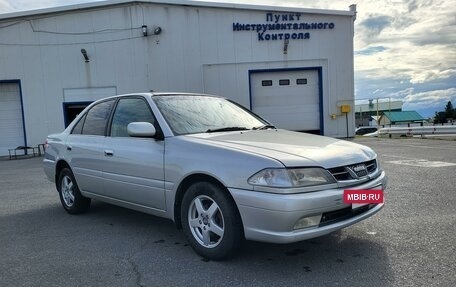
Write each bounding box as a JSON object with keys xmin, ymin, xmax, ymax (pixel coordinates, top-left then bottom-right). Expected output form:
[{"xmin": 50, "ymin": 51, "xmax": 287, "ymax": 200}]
[{"xmin": 43, "ymin": 93, "xmax": 386, "ymax": 260}]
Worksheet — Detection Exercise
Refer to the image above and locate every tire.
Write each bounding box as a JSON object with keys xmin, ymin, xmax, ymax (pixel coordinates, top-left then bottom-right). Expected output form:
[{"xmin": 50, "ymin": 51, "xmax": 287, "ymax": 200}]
[
  {"xmin": 57, "ymin": 168, "xmax": 91, "ymax": 214},
  {"xmin": 181, "ymin": 182, "xmax": 243, "ymax": 260}
]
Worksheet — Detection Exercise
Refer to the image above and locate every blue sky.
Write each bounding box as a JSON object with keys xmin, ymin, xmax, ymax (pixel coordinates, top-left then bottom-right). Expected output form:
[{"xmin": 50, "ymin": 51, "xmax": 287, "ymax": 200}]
[{"xmin": 1, "ymin": 0, "xmax": 455, "ymax": 118}]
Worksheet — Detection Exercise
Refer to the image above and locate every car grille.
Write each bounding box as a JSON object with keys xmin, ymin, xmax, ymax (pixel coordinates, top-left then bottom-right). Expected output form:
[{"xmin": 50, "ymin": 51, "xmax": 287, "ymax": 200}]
[
  {"xmin": 319, "ymin": 204, "xmax": 376, "ymax": 226},
  {"xmin": 328, "ymin": 159, "xmax": 377, "ymax": 181}
]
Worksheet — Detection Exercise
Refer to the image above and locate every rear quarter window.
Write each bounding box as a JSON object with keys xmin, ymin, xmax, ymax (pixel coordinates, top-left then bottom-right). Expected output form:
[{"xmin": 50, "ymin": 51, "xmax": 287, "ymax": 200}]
[{"xmin": 71, "ymin": 114, "xmax": 86, "ymax": 134}]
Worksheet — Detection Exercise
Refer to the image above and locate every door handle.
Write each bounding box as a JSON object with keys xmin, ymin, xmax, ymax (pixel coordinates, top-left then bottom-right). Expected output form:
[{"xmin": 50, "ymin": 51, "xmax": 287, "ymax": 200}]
[
  {"xmin": 66, "ymin": 145, "xmax": 72, "ymax": 151},
  {"xmin": 104, "ymin": 150, "xmax": 114, "ymax": 156}
]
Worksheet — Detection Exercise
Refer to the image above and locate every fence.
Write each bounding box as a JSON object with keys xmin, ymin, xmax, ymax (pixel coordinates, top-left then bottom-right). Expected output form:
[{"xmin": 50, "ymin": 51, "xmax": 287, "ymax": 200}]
[{"xmin": 378, "ymin": 125, "xmax": 456, "ymax": 137}]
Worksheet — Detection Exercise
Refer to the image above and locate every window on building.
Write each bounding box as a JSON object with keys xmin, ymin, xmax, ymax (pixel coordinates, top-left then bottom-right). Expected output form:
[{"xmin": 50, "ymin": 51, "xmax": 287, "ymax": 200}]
[
  {"xmin": 110, "ymin": 98, "xmax": 155, "ymax": 137},
  {"xmin": 279, "ymin": 79, "xmax": 290, "ymax": 86},
  {"xmin": 297, "ymin": 78, "xmax": 308, "ymax": 85},
  {"xmin": 261, "ymin": 80, "xmax": 273, "ymax": 86},
  {"xmin": 81, "ymin": 100, "xmax": 115, "ymax": 136}
]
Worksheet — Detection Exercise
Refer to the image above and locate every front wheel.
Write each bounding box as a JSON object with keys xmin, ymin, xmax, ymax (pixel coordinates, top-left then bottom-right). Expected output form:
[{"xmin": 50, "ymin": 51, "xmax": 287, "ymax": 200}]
[
  {"xmin": 181, "ymin": 182, "xmax": 243, "ymax": 260},
  {"xmin": 57, "ymin": 168, "xmax": 91, "ymax": 214}
]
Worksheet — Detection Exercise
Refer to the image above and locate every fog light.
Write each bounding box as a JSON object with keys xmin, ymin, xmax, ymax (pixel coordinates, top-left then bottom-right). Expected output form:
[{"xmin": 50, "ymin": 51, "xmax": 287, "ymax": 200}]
[{"xmin": 293, "ymin": 214, "xmax": 322, "ymax": 230}]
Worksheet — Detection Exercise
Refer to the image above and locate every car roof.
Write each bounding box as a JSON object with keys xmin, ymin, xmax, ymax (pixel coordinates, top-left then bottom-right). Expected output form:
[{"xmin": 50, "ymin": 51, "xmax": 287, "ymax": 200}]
[
  {"xmin": 151, "ymin": 92, "xmax": 221, "ymax": 97},
  {"xmin": 113, "ymin": 92, "xmax": 223, "ymax": 98},
  {"xmin": 90, "ymin": 92, "xmax": 224, "ymax": 104}
]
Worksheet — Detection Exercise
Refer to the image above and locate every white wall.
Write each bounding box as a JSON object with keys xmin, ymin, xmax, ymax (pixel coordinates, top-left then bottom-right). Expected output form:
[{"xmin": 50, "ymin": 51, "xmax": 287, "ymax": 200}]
[{"xmin": 0, "ymin": 2, "xmax": 355, "ymax": 147}]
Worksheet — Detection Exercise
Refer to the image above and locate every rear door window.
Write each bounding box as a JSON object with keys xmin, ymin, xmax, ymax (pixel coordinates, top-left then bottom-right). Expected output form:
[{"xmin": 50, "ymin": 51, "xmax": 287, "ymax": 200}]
[{"xmin": 81, "ymin": 100, "xmax": 115, "ymax": 136}]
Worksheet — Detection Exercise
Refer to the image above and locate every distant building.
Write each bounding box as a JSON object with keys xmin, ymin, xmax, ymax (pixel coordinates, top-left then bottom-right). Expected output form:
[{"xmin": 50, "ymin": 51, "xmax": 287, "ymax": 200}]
[
  {"xmin": 355, "ymin": 100, "xmax": 403, "ymax": 127},
  {"xmin": 378, "ymin": 111, "xmax": 425, "ymax": 126}
]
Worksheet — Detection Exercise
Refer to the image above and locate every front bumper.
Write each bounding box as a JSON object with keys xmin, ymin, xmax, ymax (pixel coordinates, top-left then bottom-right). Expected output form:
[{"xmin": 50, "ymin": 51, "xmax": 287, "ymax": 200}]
[{"xmin": 229, "ymin": 171, "xmax": 387, "ymax": 244}]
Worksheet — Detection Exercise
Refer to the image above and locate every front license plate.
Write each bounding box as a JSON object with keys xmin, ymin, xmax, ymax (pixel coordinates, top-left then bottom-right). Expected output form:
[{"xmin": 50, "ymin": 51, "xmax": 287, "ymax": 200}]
[{"xmin": 352, "ymin": 203, "xmax": 369, "ymax": 210}]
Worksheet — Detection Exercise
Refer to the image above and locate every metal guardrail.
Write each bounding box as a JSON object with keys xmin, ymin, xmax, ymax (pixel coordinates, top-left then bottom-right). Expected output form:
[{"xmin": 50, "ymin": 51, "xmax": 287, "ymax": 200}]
[{"xmin": 378, "ymin": 126, "xmax": 456, "ymax": 136}]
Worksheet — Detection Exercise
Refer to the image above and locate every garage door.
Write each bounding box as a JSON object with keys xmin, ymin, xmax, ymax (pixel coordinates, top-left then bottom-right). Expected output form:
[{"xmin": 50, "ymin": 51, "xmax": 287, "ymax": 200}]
[
  {"xmin": 250, "ymin": 69, "xmax": 320, "ymax": 132},
  {"xmin": 0, "ymin": 82, "xmax": 25, "ymax": 156}
]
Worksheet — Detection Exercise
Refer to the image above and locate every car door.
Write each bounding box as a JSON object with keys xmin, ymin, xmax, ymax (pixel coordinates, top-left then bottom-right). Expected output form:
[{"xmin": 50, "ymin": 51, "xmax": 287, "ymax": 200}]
[
  {"xmin": 65, "ymin": 99, "xmax": 115, "ymax": 194},
  {"xmin": 102, "ymin": 96, "xmax": 166, "ymax": 210}
]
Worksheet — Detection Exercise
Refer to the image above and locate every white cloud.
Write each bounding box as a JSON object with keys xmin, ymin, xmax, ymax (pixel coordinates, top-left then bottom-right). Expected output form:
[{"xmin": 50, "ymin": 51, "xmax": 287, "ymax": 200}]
[
  {"xmin": 0, "ymin": 0, "xmax": 14, "ymax": 12},
  {"xmin": 390, "ymin": 87, "xmax": 416, "ymax": 101},
  {"xmin": 355, "ymin": 43, "xmax": 456, "ymax": 84},
  {"xmin": 352, "ymin": 0, "xmax": 456, "ymax": 85},
  {"xmin": 405, "ymin": 88, "xmax": 456, "ymax": 103},
  {"xmin": 391, "ymin": 87, "xmax": 456, "ymax": 110}
]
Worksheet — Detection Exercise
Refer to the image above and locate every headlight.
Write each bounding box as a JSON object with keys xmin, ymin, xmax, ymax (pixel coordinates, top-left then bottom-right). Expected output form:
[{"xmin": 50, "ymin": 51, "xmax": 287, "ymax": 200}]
[{"xmin": 248, "ymin": 168, "xmax": 336, "ymax": 188}]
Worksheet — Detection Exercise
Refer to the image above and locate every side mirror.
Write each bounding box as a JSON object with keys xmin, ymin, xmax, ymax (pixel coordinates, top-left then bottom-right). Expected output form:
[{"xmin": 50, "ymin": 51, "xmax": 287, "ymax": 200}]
[{"xmin": 127, "ymin": 122, "xmax": 156, "ymax": 138}]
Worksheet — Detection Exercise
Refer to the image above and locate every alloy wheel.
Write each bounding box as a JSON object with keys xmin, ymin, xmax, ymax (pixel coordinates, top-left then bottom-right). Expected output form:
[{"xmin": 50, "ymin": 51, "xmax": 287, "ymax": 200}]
[
  {"xmin": 188, "ymin": 195, "xmax": 225, "ymax": 248},
  {"xmin": 61, "ymin": 175, "xmax": 75, "ymax": 207}
]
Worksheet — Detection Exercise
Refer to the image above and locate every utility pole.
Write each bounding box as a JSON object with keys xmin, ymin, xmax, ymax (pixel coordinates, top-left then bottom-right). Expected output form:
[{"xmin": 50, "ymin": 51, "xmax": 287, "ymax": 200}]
[{"xmin": 376, "ymin": 98, "xmax": 379, "ymax": 129}]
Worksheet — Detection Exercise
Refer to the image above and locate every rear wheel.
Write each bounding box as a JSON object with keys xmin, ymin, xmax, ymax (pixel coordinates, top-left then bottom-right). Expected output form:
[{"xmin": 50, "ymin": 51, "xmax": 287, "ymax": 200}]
[
  {"xmin": 181, "ymin": 182, "xmax": 243, "ymax": 260},
  {"xmin": 57, "ymin": 168, "xmax": 91, "ymax": 214}
]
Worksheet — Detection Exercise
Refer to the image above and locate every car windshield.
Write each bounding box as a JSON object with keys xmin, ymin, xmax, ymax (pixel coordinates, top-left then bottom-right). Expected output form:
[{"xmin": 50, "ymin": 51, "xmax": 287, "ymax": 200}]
[{"xmin": 153, "ymin": 95, "xmax": 267, "ymax": 135}]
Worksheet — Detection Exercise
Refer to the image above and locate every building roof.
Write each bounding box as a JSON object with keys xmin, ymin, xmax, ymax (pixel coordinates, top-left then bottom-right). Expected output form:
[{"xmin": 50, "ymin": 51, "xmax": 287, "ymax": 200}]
[
  {"xmin": 371, "ymin": 115, "xmax": 380, "ymax": 122},
  {"xmin": 382, "ymin": 111, "xmax": 425, "ymax": 122},
  {"xmin": 0, "ymin": 0, "xmax": 355, "ymax": 21},
  {"xmin": 355, "ymin": 100, "xmax": 403, "ymax": 113}
]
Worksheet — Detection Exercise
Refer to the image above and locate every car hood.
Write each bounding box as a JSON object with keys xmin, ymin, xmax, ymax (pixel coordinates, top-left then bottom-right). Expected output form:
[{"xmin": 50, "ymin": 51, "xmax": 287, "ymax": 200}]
[{"xmin": 187, "ymin": 129, "xmax": 376, "ymax": 168}]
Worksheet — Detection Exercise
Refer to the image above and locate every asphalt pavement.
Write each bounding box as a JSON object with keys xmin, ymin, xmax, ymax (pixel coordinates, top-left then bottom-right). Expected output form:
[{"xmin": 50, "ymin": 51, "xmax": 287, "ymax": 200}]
[{"xmin": 0, "ymin": 137, "xmax": 455, "ymax": 287}]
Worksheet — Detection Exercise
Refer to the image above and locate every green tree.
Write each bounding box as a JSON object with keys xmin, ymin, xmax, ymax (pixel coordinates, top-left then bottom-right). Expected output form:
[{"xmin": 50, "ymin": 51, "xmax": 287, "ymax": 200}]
[
  {"xmin": 444, "ymin": 101, "xmax": 454, "ymax": 119},
  {"xmin": 434, "ymin": 111, "xmax": 446, "ymax": 124},
  {"xmin": 433, "ymin": 101, "xmax": 455, "ymax": 124}
]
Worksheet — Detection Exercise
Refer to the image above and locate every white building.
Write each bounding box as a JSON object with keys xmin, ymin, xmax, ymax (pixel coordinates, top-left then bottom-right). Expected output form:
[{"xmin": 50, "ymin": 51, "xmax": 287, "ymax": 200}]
[{"xmin": 0, "ymin": 0, "xmax": 357, "ymax": 155}]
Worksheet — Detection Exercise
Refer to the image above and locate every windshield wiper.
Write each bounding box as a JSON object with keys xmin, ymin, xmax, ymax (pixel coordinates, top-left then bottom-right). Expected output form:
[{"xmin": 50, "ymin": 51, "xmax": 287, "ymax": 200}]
[
  {"xmin": 206, "ymin": 127, "xmax": 249, "ymax": 133},
  {"xmin": 252, "ymin": 124, "xmax": 276, "ymax": 130}
]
